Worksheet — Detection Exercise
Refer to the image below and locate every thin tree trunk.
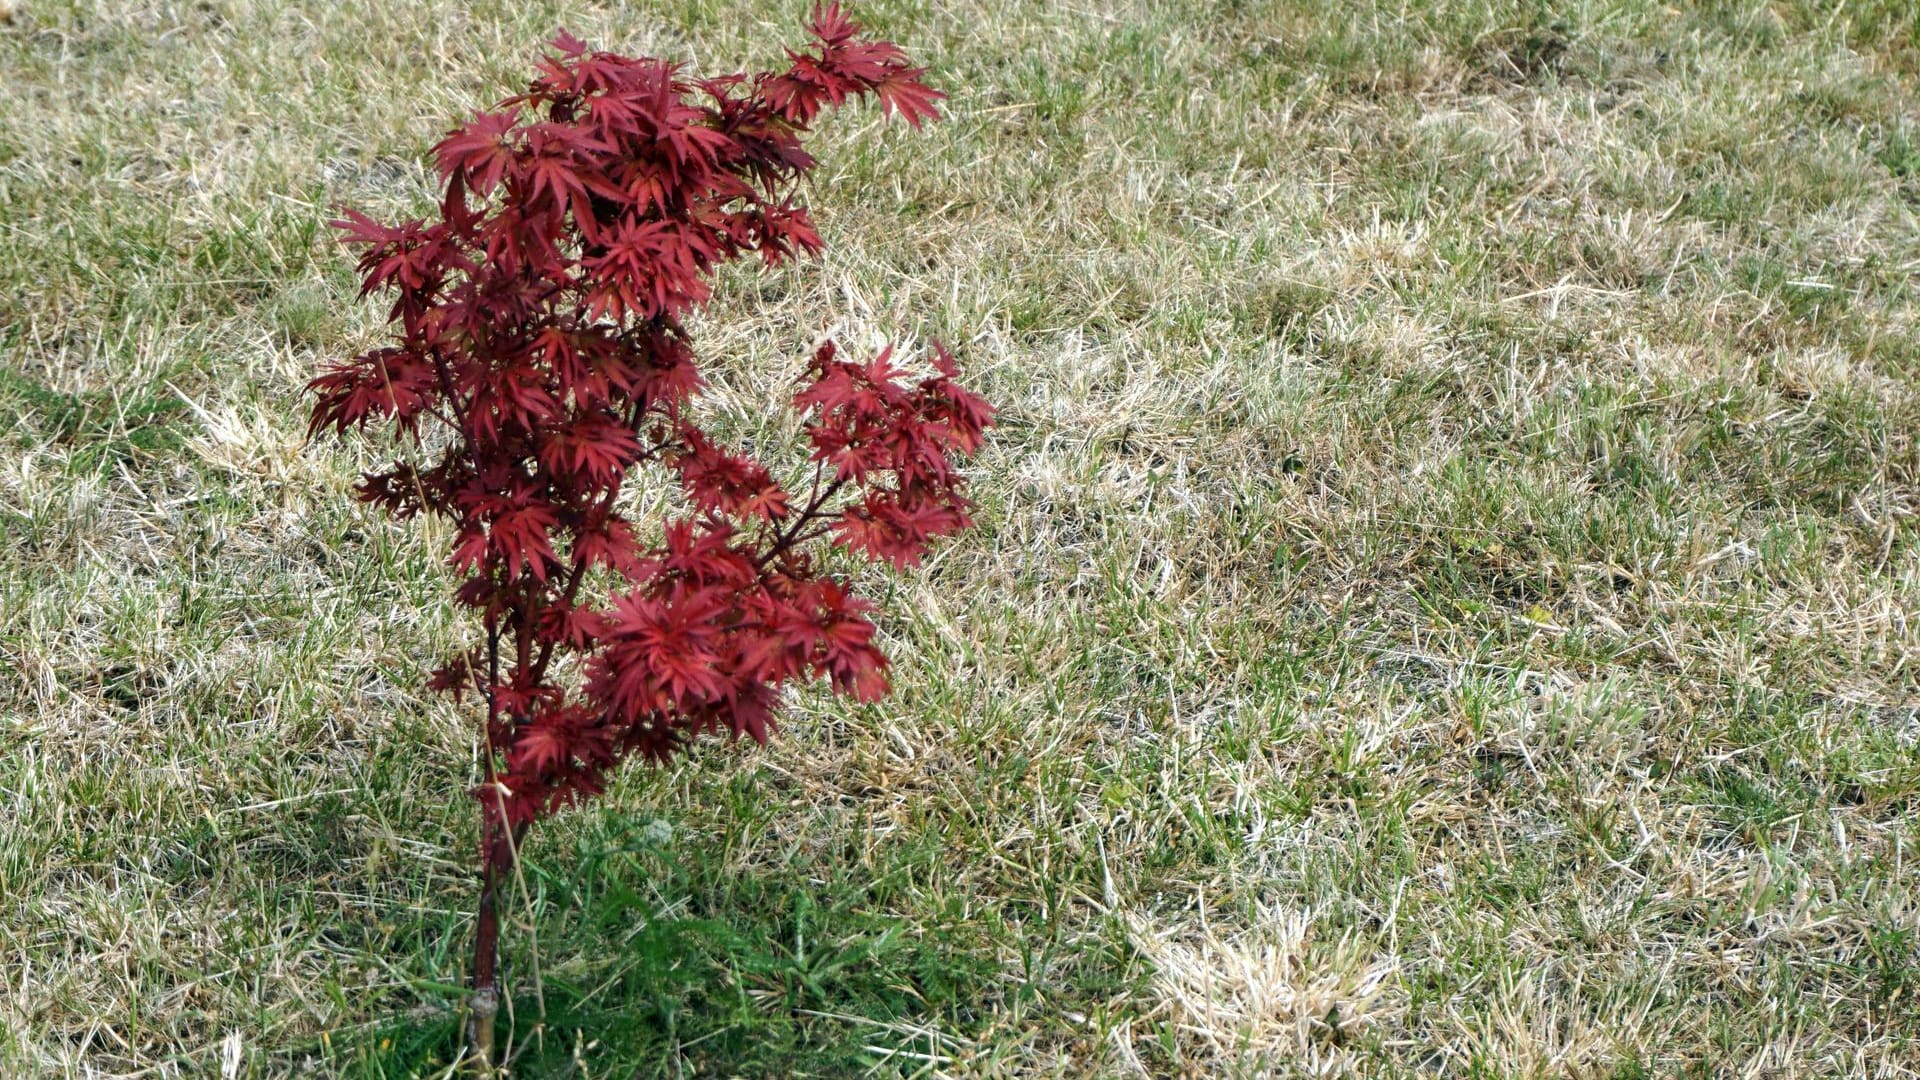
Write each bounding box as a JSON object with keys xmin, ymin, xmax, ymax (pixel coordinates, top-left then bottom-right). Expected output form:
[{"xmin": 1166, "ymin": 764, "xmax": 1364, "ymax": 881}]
[
  {"xmin": 468, "ymin": 827, "xmax": 505, "ymax": 1073},
  {"xmin": 470, "ymin": 623, "xmax": 507, "ymax": 1075}
]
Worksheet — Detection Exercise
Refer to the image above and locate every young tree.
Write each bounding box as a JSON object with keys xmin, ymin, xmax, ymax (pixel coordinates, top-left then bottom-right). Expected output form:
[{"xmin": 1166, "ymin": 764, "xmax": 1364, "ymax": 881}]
[{"xmin": 306, "ymin": 6, "xmax": 990, "ymax": 1066}]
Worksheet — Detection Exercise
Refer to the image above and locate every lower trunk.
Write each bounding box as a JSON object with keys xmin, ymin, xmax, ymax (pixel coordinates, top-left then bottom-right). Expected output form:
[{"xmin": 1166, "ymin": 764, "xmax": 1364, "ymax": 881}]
[{"xmin": 468, "ymin": 825, "xmax": 507, "ymax": 1073}]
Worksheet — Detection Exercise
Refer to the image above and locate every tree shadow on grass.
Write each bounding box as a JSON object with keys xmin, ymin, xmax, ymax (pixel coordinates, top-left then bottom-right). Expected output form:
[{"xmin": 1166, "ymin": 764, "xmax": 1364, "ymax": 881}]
[{"xmin": 329, "ymin": 815, "xmax": 1001, "ymax": 1078}]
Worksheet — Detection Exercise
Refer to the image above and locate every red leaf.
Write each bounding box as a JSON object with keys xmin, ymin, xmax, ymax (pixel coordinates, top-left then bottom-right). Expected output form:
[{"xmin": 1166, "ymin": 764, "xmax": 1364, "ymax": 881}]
[
  {"xmin": 807, "ymin": 2, "xmax": 859, "ymax": 47},
  {"xmin": 329, "ymin": 207, "xmax": 401, "ymax": 248},
  {"xmin": 434, "ymin": 110, "xmax": 520, "ymax": 194},
  {"xmin": 511, "ymin": 721, "xmax": 573, "ymax": 775},
  {"xmin": 874, "ymin": 69, "xmax": 944, "ymax": 128}
]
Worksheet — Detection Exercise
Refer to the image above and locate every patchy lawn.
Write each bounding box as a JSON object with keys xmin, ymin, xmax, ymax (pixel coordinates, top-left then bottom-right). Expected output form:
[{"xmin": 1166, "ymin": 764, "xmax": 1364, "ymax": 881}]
[{"xmin": 3, "ymin": 0, "xmax": 1919, "ymax": 1075}]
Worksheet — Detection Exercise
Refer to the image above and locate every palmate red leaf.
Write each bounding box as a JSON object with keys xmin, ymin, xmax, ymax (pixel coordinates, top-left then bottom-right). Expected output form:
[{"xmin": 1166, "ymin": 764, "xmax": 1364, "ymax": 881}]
[
  {"xmin": 807, "ymin": 2, "xmax": 860, "ymax": 47},
  {"xmin": 435, "ymin": 110, "xmax": 520, "ymax": 194},
  {"xmin": 537, "ymin": 600, "xmax": 603, "ymax": 650},
  {"xmin": 538, "ymin": 414, "xmax": 641, "ymax": 487},
  {"xmin": 304, "ymin": 8, "xmax": 989, "ymax": 895},
  {"xmin": 752, "ymin": 202, "xmax": 823, "ymax": 264},
  {"xmin": 426, "ymin": 655, "xmax": 475, "ymax": 699},
  {"xmin": 812, "ymin": 581, "xmax": 890, "ymax": 701},
  {"xmin": 674, "ymin": 430, "xmax": 792, "ymax": 522},
  {"xmin": 329, "ymin": 206, "xmax": 402, "ymax": 249},
  {"xmin": 490, "ymin": 502, "xmax": 562, "ymax": 582},
  {"xmin": 510, "ymin": 720, "xmax": 573, "ymax": 775},
  {"xmin": 591, "ymin": 586, "xmax": 732, "ymax": 718},
  {"xmin": 873, "ymin": 68, "xmax": 944, "ymax": 128},
  {"xmin": 831, "ymin": 499, "xmax": 920, "ymax": 568},
  {"xmin": 521, "ymin": 132, "xmax": 602, "ymax": 229},
  {"xmin": 307, "ymin": 348, "xmax": 434, "ymax": 435},
  {"xmin": 727, "ymin": 682, "xmax": 779, "ymax": 744},
  {"xmin": 761, "ymin": 60, "xmax": 829, "ymax": 126},
  {"xmin": 573, "ymin": 514, "xmax": 644, "ymax": 574}
]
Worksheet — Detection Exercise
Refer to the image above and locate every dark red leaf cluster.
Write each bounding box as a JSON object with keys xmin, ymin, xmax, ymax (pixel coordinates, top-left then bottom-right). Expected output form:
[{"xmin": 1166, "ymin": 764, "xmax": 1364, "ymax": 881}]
[{"xmin": 307, "ymin": 5, "xmax": 987, "ymax": 849}]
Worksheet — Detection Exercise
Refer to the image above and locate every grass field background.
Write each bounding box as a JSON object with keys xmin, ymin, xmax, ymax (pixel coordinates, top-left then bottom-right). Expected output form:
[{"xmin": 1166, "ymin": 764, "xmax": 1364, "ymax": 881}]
[{"xmin": 5, "ymin": 0, "xmax": 1920, "ymax": 1075}]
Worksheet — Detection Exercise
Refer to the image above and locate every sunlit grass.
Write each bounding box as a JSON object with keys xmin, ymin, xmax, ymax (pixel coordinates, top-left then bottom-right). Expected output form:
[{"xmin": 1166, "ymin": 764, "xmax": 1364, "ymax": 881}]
[{"xmin": 3, "ymin": 1, "xmax": 1919, "ymax": 1075}]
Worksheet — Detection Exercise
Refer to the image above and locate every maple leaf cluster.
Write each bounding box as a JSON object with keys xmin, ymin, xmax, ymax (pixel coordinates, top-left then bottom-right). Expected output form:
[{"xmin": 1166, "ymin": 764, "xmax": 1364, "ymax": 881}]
[{"xmin": 308, "ymin": 4, "xmax": 988, "ymax": 860}]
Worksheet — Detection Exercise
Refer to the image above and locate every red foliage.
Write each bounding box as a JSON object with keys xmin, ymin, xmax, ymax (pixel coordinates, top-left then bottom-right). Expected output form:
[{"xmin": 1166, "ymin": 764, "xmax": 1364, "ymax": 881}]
[{"xmin": 308, "ymin": 7, "xmax": 986, "ymax": 868}]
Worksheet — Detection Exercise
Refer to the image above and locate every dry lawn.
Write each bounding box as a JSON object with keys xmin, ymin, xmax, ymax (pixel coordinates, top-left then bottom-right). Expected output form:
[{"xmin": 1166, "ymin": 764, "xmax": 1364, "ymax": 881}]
[{"xmin": 4, "ymin": 0, "xmax": 1920, "ymax": 1076}]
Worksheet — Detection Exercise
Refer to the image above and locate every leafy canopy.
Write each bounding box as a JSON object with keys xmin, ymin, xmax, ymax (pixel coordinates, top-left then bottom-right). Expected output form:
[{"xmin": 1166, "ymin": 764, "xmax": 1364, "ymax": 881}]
[{"xmin": 309, "ymin": 4, "xmax": 989, "ymax": 852}]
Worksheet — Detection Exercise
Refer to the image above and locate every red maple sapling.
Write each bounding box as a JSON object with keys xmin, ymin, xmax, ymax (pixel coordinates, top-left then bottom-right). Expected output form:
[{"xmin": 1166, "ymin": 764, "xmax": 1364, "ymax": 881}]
[{"xmin": 305, "ymin": 5, "xmax": 989, "ymax": 1064}]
